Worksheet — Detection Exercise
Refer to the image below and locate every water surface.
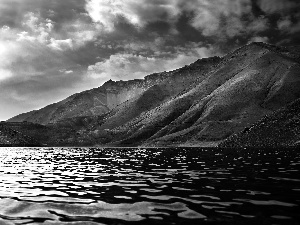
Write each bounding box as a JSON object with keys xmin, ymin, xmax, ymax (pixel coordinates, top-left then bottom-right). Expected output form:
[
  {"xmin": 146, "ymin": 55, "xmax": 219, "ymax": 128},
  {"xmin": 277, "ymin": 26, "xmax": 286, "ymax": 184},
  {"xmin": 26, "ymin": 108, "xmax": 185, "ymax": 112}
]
[{"xmin": 0, "ymin": 147, "xmax": 299, "ymax": 224}]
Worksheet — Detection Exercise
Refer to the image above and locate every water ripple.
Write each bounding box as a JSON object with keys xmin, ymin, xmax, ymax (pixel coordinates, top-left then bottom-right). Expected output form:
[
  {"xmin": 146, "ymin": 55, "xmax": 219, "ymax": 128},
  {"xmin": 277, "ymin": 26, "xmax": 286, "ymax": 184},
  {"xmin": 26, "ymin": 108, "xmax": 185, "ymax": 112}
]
[{"xmin": 0, "ymin": 147, "xmax": 299, "ymax": 224}]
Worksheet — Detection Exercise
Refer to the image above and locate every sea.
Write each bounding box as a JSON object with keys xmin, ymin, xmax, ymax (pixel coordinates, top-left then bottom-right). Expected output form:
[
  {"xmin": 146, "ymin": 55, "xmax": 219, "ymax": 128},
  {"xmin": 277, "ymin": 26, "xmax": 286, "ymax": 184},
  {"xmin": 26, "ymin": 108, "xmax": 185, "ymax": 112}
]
[{"xmin": 0, "ymin": 147, "xmax": 299, "ymax": 225}]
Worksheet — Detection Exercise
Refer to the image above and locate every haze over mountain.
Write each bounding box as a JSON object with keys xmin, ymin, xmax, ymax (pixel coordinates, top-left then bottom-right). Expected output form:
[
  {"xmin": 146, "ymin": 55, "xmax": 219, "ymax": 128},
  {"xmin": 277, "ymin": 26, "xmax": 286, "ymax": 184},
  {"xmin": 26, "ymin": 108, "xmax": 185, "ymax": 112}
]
[{"xmin": 5, "ymin": 42, "xmax": 300, "ymax": 147}]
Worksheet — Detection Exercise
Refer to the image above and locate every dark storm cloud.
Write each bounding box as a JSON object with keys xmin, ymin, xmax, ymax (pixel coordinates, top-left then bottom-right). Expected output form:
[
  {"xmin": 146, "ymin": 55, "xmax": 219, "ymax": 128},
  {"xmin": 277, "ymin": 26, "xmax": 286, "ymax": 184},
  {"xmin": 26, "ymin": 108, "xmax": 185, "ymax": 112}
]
[
  {"xmin": 0, "ymin": 39, "xmax": 89, "ymax": 103},
  {"xmin": 0, "ymin": 0, "xmax": 87, "ymax": 27},
  {"xmin": 257, "ymin": 0, "xmax": 300, "ymax": 14}
]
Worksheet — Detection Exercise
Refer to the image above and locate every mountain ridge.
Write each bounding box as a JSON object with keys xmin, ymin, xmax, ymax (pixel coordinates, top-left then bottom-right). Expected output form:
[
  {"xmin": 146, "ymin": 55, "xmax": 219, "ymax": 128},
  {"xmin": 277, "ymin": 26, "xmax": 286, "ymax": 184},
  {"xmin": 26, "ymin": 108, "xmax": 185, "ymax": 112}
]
[
  {"xmin": 5, "ymin": 42, "xmax": 300, "ymax": 147},
  {"xmin": 8, "ymin": 56, "xmax": 221, "ymax": 125},
  {"xmin": 106, "ymin": 42, "xmax": 300, "ymax": 147}
]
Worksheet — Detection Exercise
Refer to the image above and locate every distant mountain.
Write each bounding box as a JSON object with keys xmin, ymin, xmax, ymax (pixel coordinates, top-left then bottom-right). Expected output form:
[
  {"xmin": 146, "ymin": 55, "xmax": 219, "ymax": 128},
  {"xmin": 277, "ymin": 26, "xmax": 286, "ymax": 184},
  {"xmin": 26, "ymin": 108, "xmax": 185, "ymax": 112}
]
[
  {"xmin": 0, "ymin": 122, "xmax": 41, "ymax": 147},
  {"xmin": 7, "ymin": 87, "xmax": 111, "ymax": 125},
  {"xmin": 219, "ymin": 98, "xmax": 300, "ymax": 148},
  {"xmin": 6, "ymin": 42, "xmax": 300, "ymax": 147}
]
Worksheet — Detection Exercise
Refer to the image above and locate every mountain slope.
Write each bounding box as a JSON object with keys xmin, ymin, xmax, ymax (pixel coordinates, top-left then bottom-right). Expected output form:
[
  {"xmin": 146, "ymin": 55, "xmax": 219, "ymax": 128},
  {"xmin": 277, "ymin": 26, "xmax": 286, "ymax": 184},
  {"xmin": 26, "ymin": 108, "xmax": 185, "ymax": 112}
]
[
  {"xmin": 2, "ymin": 121, "xmax": 98, "ymax": 147},
  {"xmin": 6, "ymin": 42, "xmax": 300, "ymax": 147},
  {"xmin": 0, "ymin": 123, "xmax": 41, "ymax": 147},
  {"xmin": 219, "ymin": 98, "xmax": 300, "ymax": 148},
  {"xmin": 7, "ymin": 57, "xmax": 221, "ymax": 125},
  {"xmin": 100, "ymin": 42, "xmax": 300, "ymax": 146},
  {"xmin": 8, "ymin": 87, "xmax": 111, "ymax": 125}
]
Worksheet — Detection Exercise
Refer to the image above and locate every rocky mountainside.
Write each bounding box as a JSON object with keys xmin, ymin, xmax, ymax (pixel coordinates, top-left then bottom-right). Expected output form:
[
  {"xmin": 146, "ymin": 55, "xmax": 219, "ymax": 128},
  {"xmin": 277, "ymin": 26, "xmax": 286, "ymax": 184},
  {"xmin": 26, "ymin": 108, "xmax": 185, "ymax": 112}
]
[
  {"xmin": 101, "ymin": 42, "xmax": 300, "ymax": 146},
  {"xmin": 0, "ymin": 122, "xmax": 41, "ymax": 147},
  {"xmin": 8, "ymin": 56, "xmax": 220, "ymax": 125},
  {"xmin": 219, "ymin": 98, "xmax": 300, "ymax": 148},
  {"xmin": 6, "ymin": 42, "xmax": 300, "ymax": 147}
]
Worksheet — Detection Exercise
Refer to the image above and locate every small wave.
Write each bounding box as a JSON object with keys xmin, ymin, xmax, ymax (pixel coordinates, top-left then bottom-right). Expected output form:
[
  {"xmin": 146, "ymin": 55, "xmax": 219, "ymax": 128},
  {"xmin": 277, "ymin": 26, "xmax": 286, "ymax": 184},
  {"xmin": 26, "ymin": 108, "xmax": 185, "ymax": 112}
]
[
  {"xmin": 233, "ymin": 199, "xmax": 297, "ymax": 207},
  {"xmin": 0, "ymin": 198, "xmax": 206, "ymax": 224}
]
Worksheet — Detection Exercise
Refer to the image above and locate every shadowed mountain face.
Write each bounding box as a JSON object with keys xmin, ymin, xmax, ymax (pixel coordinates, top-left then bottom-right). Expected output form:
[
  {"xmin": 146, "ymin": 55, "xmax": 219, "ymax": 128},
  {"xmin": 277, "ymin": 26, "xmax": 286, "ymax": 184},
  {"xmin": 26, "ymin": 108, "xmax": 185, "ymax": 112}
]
[
  {"xmin": 219, "ymin": 98, "xmax": 300, "ymax": 148},
  {"xmin": 6, "ymin": 42, "xmax": 300, "ymax": 147},
  {"xmin": 0, "ymin": 123, "xmax": 41, "ymax": 147}
]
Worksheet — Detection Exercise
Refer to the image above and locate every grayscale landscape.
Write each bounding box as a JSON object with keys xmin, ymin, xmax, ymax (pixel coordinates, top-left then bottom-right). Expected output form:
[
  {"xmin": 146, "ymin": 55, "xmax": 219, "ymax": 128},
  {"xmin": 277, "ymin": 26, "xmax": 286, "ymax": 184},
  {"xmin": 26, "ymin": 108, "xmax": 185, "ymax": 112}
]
[{"xmin": 0, "ymin": 0, "xmax": 299, "ymax": 224}]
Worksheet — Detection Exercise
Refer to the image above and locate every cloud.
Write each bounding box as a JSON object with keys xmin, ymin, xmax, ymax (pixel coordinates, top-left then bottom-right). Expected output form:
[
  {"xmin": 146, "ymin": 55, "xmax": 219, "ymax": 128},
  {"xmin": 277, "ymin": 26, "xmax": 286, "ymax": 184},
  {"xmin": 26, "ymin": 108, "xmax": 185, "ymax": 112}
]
[
  {"xmin": 277, "ymin": 17, "xmax": 292, "ymax": 31},
  {"xmin": 85, "ymin": 0, "xmax": 256, "ymax": 39},
  {"xmin": 277, "ymin": 15, "xmax": 300, "ymax": 34},
  {"xmin": 257, "ymin": 0, "xmax": 300, "ymax": 14},
  {"xmin": 224, "ymin": 16, "xmax": 246, "ymax": 38},
  {"xmin": 11, "ymin": 12, "xmax": 63, "ymax": 51},
  {"xmin": 0, "ymin": 5, "xmax": 100, "ymax": 120},
  {"xmin": 0, "ymin": 71, "xmax": 91, "ymax": 118},
  {"xmin": 83, "ymin": 0, "xmax": 273, "ymax": 43},
  {"xmin": 0, "ymin": 69, "xmax": 13, "ymax": 81},
  {"xmin": 248, "ymin": 16, "xmax": 269, "ymax": 33},
  {"xmin": 17, "ymin": 31, "xmax": 36, "ymax": 42},
  {"xmin": 0, "ymin": 27, "xmax": 24, "ymax": 80},
  {"xmin": 0, "ymin": 0, "xmax": 298, "ymax": 121},
  {"xmin": 249, "ymin": 36, "xmax": 269, "ymax": 43},
  {"xmin": 0, "ymin": 0, "xmax": 88, "ymax": 27},
  {"xmin": 87, "ymin": 43, "xmax": 217, "ymax": 81},
  {"xmin": 18, "ymin": 12, "xmax": 76, "ymax": 51},
  {"xmin": 10, "ymin": 10, "xmax": 102, "ymax": 53},
  {"xmin": 65, "ymin": 70, "xmax": 74, "ymax": 74},
  {"xmin": 59, "ymin": 16, "xmax": 102, "ymax": 48},
  {"xmin": 0, "ymin": 31, "xmax": 72, "ymax": 80},
  {"xmin": 48, "ymin": 38, "xmax": 73, "ymax": 51},
  {"xmin": 0, "ymin": 19, "xmax": 89, "ymax": 117},
  {"xmin": 2, "ymin": 6, "xmax": 100, "ymax": 51},
  {"xmin": 88, "ymin": 54, "xmax": 159, "ymax": 81},
  {"xmin": 85, "ymin": 0, "xmax": 180, "ymax": 31},
  {"xmin": 85, "ymin": 0, "xmax": 139, "ymax": 31},
  {"xmin": 190, "ymin": 7, "xmax": 220, "ymax": 36},
  {"xmin": 180, "ymin": 0, "xmax": 252, "ymax": 37}
]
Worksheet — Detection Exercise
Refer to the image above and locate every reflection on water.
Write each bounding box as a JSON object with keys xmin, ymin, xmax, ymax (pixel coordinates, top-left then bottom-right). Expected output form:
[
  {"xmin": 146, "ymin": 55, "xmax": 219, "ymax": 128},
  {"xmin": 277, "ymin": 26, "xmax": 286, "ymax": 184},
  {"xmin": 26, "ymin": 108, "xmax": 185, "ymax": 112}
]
[{"xmin": 0, "ymin": 147, "xmax": 299, "ymax": 224}]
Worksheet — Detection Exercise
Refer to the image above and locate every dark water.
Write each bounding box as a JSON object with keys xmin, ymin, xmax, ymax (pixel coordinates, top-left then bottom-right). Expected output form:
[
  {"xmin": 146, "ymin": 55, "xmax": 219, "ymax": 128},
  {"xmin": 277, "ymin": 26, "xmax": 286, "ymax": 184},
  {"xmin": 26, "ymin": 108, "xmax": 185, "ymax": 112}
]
[{"xmin": 0, "ymin": 147, "xmax": 299, "ymax": 225}]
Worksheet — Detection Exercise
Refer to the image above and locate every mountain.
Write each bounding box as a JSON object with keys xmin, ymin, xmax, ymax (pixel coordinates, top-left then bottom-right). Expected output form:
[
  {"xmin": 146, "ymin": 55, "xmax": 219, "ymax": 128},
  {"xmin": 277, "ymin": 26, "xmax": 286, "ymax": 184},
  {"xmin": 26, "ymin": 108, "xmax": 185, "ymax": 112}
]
[
  {"xmin": 0, "ymin": 122, "xmax": 41, "ymax": 147},
  {"xmin": 102, "ymin": 42, "xmax": 300, "ymax": 146},
  {"xmin": 8, "ymin": 56, "xmax": 220, "ymax": 125},
  {"xmin": 6, "ymin": 42, "xmax": 300, "ymax": 147},
  {"xmin": 219, "ymin": 98, "xmax": 300, "ymax": 148},
  {"xmin": 1, "ymin": 120, "xmax": 95, "ymax": 147}
]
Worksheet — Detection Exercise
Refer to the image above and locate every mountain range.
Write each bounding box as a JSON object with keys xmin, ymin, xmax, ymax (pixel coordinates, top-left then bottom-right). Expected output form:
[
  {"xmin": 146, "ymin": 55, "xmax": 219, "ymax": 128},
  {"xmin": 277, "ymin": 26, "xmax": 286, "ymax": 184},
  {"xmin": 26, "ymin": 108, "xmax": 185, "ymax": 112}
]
[{"xmin": 3, "ymin": 42, "xmax": 300, "ymax": 147}]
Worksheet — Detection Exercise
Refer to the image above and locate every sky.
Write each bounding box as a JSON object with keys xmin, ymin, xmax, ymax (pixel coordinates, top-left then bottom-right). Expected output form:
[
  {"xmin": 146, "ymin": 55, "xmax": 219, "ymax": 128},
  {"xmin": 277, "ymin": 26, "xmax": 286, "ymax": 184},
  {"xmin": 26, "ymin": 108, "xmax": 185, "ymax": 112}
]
[{"xmin": 0, "ymin": 0, "xmax": 299, "ymax": 121}]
